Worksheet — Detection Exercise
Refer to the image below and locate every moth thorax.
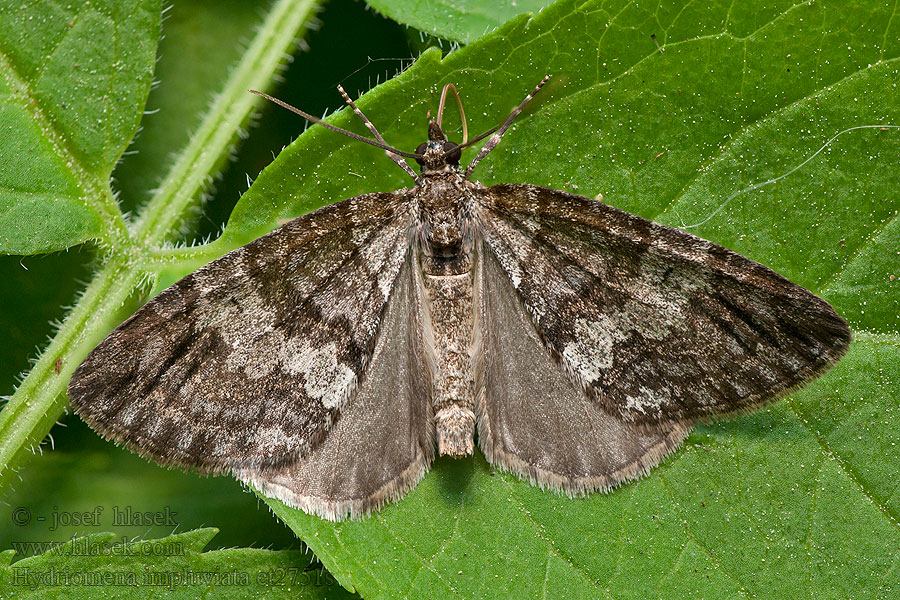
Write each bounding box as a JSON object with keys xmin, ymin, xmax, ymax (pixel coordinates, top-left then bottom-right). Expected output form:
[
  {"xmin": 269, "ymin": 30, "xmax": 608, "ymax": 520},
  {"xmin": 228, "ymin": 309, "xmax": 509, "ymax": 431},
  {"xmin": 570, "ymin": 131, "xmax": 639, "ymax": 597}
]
[
  {"xmin": 435, "ymin": 405, "xmax": 475, "ymax": 456},
  {"xmin": 419, "ymin": 185, "xmax": 472, "ymax": 267}
]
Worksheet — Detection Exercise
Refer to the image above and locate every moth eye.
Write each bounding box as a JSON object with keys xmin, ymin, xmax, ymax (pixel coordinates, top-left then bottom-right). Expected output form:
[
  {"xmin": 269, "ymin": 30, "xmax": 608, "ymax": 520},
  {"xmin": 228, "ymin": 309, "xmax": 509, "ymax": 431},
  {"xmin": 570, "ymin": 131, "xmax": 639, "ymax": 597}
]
[
  {"xmin": 415, "ymin": 142, "xmax": 428, "ymax": 166},
  {"xmin": 442, "ymin": 142, "xmax": 461, "ymax": 165}
]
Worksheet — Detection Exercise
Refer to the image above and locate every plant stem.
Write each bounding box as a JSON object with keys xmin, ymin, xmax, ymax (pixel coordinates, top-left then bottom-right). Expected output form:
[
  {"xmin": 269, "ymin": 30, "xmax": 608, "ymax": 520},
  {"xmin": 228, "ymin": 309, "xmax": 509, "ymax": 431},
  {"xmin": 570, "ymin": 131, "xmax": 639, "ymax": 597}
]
[
  {"xmin": 0, "ymin": 257, "xmax": 144, "ymax": 491},
  {"xmin": 134, "ymin": 0, "xmax": 319, "ymax": 246},
  {"xmin": 0, "ymin": 0, "xmax": 320, "ymax": 493}
]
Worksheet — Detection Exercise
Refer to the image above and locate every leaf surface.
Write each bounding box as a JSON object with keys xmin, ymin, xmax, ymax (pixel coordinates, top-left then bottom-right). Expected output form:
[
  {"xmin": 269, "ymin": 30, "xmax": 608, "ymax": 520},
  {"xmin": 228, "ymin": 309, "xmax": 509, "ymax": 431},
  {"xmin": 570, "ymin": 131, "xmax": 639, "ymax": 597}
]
[
  {"xmin": 0, "ymin": 529, "xmax": 356, "ymax": 599},
  {"xmin": 0, "ymin": 0, "xmax": 159, "ymax": 253},
  {"xmin": 367, "ymin": 0, "xmax": 554, "ymax": 43},
  {"xmin": 203, "ymin": 1, "xmax": 898, "ymax": 597}
]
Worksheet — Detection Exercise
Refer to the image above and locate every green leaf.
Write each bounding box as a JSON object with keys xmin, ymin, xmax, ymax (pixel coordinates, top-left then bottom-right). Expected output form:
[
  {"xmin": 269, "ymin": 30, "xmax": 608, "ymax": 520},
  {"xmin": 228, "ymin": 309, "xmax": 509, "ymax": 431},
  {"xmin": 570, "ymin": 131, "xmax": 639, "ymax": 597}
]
[
  {"xmin": 0, "ymin": 432, "xmax": 301, "ymax": 557},
  {"xmin": 367, "ymin": 0, "xmax": 555, "ymax": 44},
  {"xmin": 2, "ymin": 0, "xmax": 899, "ymax": 598},
  {"xmin": 0, "ymin": 528, "xmax": 356, "ymax": 599},
  {"xmin": 0, "ymin": 0, "xmax": 159, "ymax": 254},
  {"xmin": 187, "ymin": 0, "xmax": 895, "ymax": 597}
]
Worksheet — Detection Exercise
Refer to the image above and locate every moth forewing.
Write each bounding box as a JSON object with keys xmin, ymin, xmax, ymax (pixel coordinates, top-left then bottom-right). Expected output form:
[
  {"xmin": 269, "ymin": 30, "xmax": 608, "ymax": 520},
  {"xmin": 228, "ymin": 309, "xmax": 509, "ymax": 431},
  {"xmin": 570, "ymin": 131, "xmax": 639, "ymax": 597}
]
[
  {"xmin": 234, "ymin": 253, "xmax": 434, "ymax": 521},
  {"xmin": 472, "ymin": 232, "xmax": 692, "ymax": 494},
  {"xmin": 475, "ymin": 183, "xmax": 851, "ymax": 430},
  {"xmin": 68, "ymin": 77, "xmax": 851, "ymax": 521},
  {"xmin": 68, "ymin": 192, "xmax": 413, "ymax": 476}
]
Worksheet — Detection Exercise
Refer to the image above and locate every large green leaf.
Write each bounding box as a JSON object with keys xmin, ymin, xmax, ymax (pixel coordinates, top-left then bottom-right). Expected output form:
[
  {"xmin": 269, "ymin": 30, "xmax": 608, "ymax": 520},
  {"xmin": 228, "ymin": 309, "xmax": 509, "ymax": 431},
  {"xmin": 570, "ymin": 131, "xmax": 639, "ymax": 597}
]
[
  {"xmin": 0, "ymin": 0, "xmax": 159, "ymax": 254},
  {"xmin": 367, "ymin": 0, "xmax": 555, "ymax": 43},
  {"xmin": 0, "ymin": 0, "xmax": 897, "ymax": 598},
  {"xmin": 0, "ymin": 529, "xmax": 355, "ymax": 599},
  {"xmin": 189, "ymin": 0, "xmax": 895, "ymax": 597}
]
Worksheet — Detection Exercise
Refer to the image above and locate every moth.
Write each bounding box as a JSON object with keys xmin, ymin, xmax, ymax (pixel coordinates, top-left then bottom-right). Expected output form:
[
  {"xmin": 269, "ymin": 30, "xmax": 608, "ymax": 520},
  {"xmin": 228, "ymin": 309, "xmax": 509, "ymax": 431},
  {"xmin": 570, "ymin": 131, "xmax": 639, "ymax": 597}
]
[{"xmin": 68, "ymin": 77, "xmax": 851, "ymax": 521}]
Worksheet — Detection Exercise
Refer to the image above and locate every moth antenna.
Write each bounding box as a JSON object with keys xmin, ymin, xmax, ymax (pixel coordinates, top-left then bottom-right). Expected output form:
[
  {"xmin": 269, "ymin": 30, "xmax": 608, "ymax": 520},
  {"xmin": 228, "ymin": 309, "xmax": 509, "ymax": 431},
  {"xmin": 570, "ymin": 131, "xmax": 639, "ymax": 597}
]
[
  {"xmin": 337, "ymin": 84, "xmax": 418, "ymax": 179},
  {"xmin": 249, "ymin": 89, "xmax": 422, "ymax": 160},
  {"xmin": 444, "ymin": 92, "xmax": 500, "ymax": 157},
  {"xmin": 436, "ymin": 83, "xmax": 469, "ymax": 145},
  {"xmin": 464, "ymin": 75, "xmax": 551, "ymax": 178},
  {"xmin": 454, "ymin": 125, "xmax": 500, "ymax": 151}
]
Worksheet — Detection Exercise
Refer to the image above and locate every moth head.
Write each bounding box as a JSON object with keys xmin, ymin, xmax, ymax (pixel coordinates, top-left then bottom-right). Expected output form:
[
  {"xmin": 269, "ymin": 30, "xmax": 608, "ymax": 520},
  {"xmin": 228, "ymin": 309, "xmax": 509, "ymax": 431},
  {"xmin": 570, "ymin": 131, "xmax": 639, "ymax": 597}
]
[
  {"xmin": 414, "ymin": 120, "xmax": 462, "ymax": 172},
  {"xmin": 248, "ymin": 77, "xmax": 551, "ymax": 184}
]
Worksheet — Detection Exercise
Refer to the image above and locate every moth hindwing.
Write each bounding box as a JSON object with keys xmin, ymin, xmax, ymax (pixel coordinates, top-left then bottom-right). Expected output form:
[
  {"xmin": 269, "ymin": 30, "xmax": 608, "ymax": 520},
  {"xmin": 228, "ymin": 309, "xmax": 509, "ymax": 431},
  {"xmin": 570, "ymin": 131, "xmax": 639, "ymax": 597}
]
[{"xmin": 68, "ymin": 78, "xmax": 851, "ymax": 520}]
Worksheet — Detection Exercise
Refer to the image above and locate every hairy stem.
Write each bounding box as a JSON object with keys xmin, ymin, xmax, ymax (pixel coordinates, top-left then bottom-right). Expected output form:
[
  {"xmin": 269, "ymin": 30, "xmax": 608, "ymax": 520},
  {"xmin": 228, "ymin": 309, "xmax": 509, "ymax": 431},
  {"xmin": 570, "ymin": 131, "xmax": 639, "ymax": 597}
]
[{"xmin": 0, "ymin": 0, "xmax": 320, "ymax": 493}]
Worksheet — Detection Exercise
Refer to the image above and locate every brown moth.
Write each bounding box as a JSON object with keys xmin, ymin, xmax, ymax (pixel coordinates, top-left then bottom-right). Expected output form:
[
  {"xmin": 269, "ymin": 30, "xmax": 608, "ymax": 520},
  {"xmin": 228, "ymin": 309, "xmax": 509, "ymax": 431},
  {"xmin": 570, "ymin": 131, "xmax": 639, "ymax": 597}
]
[{"xmin": 68, "ymin": 78, "xmax": 851, "ymax": 521}]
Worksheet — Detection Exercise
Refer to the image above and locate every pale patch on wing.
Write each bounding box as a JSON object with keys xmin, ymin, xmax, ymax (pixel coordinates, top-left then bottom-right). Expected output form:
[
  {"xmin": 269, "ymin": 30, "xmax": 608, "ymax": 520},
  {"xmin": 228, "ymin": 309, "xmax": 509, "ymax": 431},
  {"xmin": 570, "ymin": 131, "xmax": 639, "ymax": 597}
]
[
  {"xmin": 289, "ymin": 342, "xmax": 356, "ymax": 409},
  {"xmin": 561, "ymin": 317, "xmax": 627, "ymax": 379},
  {"xmin": 68, "ymin": 192, "xmax": 414, "ymax": 474},
  {"xmin": 625, "ymin": 386, "xmax": 672, "ymax": 415},
  {"xmin": 474, "ymin": 244, "xmax": 689, "ymax": 493}
]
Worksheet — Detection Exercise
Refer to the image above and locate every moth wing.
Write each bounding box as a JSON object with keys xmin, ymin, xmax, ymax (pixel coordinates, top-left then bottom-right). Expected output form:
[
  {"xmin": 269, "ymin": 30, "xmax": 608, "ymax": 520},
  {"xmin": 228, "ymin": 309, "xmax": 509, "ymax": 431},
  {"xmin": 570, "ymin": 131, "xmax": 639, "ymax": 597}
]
[
  {"xmin": 69, "ymin": 192, "xmax": 413, "ymax": 474},
  {"xmin": 475, "ymin": 244, "xmax": 690, "ymax": 492},
  {"xmin": 476, "ymin": 183, "xmax": 851, "ymax": 428},
  {"xmin": 235, "ymin": 253, "xmax": 434, "ymax": 520}
]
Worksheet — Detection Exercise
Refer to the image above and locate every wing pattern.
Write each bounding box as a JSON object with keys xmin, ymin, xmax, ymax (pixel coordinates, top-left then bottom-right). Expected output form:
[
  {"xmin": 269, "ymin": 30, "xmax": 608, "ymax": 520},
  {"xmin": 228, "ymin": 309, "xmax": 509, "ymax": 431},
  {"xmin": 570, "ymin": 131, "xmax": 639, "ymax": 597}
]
[
  {"xmin": 69, "ymin": 192, "xmax": 414, "ymax": 473},
  {"xmin": 235, "ymin": 253, "xmax": 434, "ymax": 519},
  {"xmin": 474, "ymin": 242, "xmax": 691, "ymax": 493},
  {"xmin": 475, "ymin": 183, "xmax": 851, "ymax": 428}
]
